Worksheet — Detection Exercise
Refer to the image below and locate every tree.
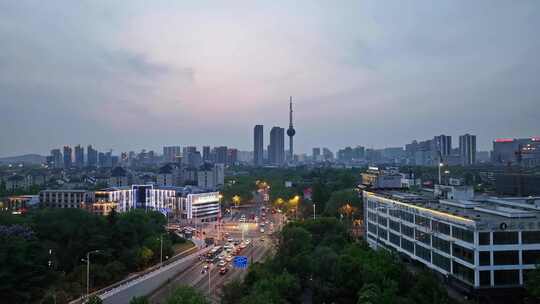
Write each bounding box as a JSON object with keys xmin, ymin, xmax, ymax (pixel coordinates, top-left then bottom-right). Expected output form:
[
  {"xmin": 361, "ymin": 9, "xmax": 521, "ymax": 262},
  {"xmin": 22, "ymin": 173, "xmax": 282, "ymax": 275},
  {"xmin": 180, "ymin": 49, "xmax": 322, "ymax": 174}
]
[
  {"xmin": 221, "ymin": 280, "xmax": 245, "ymax": 304},
  {"xmin": 87, "ymin": 295, "xmax": 103, "ymax": 304},
  {"xmin": 526, "ymin": 266, "xmax": 540, "ymax": 299},
  {"xmin": 166, "ymin": 285, "xmax": 209, "ymax": 304}
]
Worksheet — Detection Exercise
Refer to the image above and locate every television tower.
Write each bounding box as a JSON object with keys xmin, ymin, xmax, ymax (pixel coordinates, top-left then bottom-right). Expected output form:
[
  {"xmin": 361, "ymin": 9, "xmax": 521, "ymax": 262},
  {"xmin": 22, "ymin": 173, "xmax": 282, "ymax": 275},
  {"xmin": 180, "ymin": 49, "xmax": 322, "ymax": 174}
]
[{"xmin": 286, "ymin": 96, "xmax": 296, "ymax": 162}]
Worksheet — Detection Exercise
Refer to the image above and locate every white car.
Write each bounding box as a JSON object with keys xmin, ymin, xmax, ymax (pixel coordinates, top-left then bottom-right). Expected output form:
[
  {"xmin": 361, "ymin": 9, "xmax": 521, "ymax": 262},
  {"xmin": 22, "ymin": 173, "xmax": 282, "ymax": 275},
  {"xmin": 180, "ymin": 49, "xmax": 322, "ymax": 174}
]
[
  {"xmin": 245, "ymin": 239, "xmax": 251, "ymax": 245},
  {"xmin": 218, "ymin": 260, "xmax": 227, "ymax": 267},
  {"xmin": 227, "ymin": 237, "xmax": 234, "ymax": 242},
  {"xmin": 260, "ymin": 228, "xmax": 265, "ymax": 233}
]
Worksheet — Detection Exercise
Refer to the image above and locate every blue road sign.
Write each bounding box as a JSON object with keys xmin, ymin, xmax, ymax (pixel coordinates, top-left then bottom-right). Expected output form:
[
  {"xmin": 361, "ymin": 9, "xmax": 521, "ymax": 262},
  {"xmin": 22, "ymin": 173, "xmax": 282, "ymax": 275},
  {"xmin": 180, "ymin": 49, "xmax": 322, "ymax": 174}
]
[{"xmin": 233, "ymin": 256, "xmax": 248, "ymax": 269}]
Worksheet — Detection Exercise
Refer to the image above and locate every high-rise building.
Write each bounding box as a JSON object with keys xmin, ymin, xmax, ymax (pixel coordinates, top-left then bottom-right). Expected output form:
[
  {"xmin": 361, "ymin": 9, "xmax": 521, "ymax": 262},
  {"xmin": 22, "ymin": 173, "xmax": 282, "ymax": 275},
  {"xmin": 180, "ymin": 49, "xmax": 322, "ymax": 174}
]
[
  {"xmin": 63, "ymin": 146, "xmax": 72, "ymax": 169},
  {"xmin": 253, "ymin": 125, "xmax": 264, "ymax": 166},
  {"xmin": 434, "ymin": 135, "xmax": 452, "ymax": 157},
  {"xmin": 49, "ymin": 149, "xmax": 63, "ymax": 168},
  {"xmin": 322, "ymin": 148, "xmax": 334, "ymax": 161},
  {"xmin": 202, "ymin": 146, "xmax": 211, "ymax": 162},
  {"xmin": 87, "ymin": 145, "xmax": 98, "ymax": 167},
  {"xmin": 74, "ymin": 145, "xmax": 84, "ymax": 168},
  {"xmin": 163, "ymin": 146, "xmax": 181, "ymax": 163},
  {"xmin": 213, "ymin": 146, "xmax": 228, "ymax": 164},
  {"xmin": 286, "ymin": 97, "xmax": 296, "ymax": 161},
  {"xmin": 312, "ymin": 148, "xmax": 321, "ymax": 161},
  {"xmin": 269, "ymin": 127, "xmax": 285, "ymax": 165},
  {"xmin": 227, "ymin": 148, "xmax": 238, "ymax": 166},
  {"xmin": 459, "ymin": 134, "xmax": 477, "ymax": 166}
]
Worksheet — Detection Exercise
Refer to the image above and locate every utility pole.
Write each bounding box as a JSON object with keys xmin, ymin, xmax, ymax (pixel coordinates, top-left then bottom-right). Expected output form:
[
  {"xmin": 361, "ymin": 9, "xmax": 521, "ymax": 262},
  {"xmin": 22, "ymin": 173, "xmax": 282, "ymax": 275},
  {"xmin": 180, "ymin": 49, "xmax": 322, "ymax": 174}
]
[{"xmin": 160, "ymin": 235, "xmax": 163, "ymax": 266}]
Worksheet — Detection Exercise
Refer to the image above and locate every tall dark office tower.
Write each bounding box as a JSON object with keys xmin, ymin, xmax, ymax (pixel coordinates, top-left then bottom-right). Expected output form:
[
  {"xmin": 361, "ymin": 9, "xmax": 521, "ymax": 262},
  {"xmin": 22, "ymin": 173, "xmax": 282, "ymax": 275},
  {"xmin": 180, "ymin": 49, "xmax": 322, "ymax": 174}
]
[
  {"xmin": 227, "ymin": 148, "xmax": 238, "ymax": 165},
  {"xmin": 74, "ymin": 145, "xmax": 84, "ymax": 168},
  {"xmin": 87, "ymin": 145, "xmax": 98, "ymax": 167},
  {"xmin": 434, "ymin": 134, "xmax": 452, "ymax": 157},
  {"xmin": 269, "ymin": 127, "xmax": 285, "ymax": 165},
  {"xmin": 459, "ymin": 134, "xmax": 477, "ymax": 166},
  {"xmin": 253, "ymin": 125, "xmax": 264, "ymax": 166},
  {"xmin": 202, "ymin": 146, "xmax": 211, "ymax": 162},
  {"xmin": 63, "ymin": 146, "xmax": 72, "ymax": 169},
  {"xmin": 286, "ymin": 97, "xmax": 296, "ymax": 161},
  {"xmin": 214, "ymin": 146, "xmax": 228, "ymax": 164},
  {"xmin": 50, "ymin": 149, "xmax": 63, "ymax": 168}
]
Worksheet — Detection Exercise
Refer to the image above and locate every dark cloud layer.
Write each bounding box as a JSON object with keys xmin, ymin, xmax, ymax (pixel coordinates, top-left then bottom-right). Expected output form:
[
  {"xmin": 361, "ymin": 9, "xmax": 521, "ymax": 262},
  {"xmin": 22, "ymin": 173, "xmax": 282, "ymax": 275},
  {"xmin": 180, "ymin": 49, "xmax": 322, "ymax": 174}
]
[{"xmin": 0, "ymin": 1, "xmax": 539, "ymax": 156}]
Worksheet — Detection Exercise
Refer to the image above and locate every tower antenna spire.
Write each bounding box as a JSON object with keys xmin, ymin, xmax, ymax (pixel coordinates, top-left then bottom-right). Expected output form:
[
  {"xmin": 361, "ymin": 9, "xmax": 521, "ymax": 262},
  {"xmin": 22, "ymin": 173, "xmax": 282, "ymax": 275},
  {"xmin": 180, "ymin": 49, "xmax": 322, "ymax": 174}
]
[{"xmin": 287, "ymin": 96, "xmax": 296, "ymax": 162}]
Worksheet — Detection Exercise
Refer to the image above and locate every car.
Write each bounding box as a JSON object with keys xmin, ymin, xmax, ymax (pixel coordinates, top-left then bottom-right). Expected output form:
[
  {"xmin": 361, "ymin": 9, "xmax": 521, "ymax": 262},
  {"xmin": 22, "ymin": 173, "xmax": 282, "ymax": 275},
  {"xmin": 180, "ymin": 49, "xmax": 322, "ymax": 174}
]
[
  {"xmin": 234, "ymin": 240, "xmax": 240, "ymax": 246},
  {"xmin": 260, "ymin": 223, "xmax": 265, "ymax": 227},
  {"xmin": 260, "ymin": 228, "xmax": 265, "ymax": 233},
  {"xmin": 245, "ymin": 239, "xmax": 251, "ymax": 245},
  {"xmin": 226, "ymin": 255, "xmax": 233, "ymax": 262},
  {"xmin": 260, "ymin": 237, "xmax": 265, "ymax": 241},
  {"xmin": 227, "ymin": 237, "xmax": 234, "ymax": 242},
  {"xmin": 218, "ymin": 260, "xmax": 227, "ymax": 267},
  {"xmin": 219, "ymin": 267, "xmax": 228, "ymax": 275},
  {"xmin": 240, "ymin": 243, "xmax": 247, "ymax": 249}
]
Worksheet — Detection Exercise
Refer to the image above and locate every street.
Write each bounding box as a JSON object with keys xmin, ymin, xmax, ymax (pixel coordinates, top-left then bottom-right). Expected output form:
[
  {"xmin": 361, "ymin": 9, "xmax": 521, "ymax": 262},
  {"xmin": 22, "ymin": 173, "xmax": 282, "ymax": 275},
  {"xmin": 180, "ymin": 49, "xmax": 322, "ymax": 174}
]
[{"xmin": 149, "ymin": 196, "xmax": 284, "ymax": 304}]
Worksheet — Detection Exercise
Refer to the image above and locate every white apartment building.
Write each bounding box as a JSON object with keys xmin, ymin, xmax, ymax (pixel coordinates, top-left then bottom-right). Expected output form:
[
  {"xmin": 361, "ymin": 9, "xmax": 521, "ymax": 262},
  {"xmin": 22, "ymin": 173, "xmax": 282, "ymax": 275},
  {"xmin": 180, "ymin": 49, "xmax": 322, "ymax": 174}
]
[{"xmin": 363, "ymin": 190, "xmax": 540, "ymax": 293}]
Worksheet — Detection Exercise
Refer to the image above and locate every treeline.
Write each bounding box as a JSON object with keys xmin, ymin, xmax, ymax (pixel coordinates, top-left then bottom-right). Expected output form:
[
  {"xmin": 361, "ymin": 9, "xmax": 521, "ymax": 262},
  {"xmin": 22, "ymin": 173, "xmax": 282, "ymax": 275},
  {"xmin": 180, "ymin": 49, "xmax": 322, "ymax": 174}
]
[
  {"xmin": 221, "ymin": 218, "xmax": 452, "ymax": 304},
  {"xmin": 0, "ymin": 208, "xmax": 184, "ymax": 303}
]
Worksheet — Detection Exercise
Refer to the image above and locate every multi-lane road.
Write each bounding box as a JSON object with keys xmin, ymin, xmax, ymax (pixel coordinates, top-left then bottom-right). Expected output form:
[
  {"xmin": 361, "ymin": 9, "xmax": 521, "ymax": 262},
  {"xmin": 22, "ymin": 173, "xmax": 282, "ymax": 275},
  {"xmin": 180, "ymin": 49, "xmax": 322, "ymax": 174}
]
[{"xmin": 149, "ymin": 203, "xmax": 284, "ymax": 304}]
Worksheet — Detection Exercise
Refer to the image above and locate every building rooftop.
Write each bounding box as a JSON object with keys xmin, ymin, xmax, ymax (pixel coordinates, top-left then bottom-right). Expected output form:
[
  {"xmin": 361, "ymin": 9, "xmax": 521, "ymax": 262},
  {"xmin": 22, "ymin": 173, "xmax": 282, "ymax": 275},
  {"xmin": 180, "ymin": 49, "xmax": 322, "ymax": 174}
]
[{"xmin": 365, "ymin": 189, "xmax": 540, "ymax": 229}]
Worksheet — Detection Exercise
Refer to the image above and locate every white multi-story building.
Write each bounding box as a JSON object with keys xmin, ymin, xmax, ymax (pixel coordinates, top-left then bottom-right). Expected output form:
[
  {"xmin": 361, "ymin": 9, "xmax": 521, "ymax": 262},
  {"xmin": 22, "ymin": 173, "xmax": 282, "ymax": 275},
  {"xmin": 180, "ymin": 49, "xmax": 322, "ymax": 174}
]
[
  {"xmin": 39, "ymin": 190, "xmax": 93, "ymax": 209},
  {"xmin": 363, "ymin": 190, "xmax": 540, "ymax": 294}
]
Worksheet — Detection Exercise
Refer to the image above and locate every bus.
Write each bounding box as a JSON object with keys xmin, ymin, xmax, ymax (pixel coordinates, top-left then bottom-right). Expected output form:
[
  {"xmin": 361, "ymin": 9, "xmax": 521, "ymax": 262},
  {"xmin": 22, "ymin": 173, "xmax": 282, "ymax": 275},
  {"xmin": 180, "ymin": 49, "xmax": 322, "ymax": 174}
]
[{"xmin": 206, "ymin": 246, "xmax": 223, "ymax": 262}]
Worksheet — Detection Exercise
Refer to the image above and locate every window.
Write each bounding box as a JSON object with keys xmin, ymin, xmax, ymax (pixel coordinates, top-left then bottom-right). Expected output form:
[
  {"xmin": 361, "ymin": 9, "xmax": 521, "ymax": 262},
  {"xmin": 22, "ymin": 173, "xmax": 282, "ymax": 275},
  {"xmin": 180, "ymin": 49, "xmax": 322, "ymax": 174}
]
[
  {"xmin": 401, "ymin": 238, "xmax": 414, "ymax": 254},
  {"xmin": 433, "ymin": 252, "xmax": 451, "ymax": 272},
  {"xmin": 479, "ymin": 232, "xmax": 490, "ymax": 245},
  {"xmin": 415, "ymin": 230, "xmax": 431, "ymax": 245},
  {"xmin": 522, "ymin": 231, "xmax": 540, "ymax": 244},
  {"xmin": 493, "ymin": 251, "xmax": 519, "ymax": 265},
  {"xmin": 378, "ymin": 228, "xmax": 388, "ymax": 240},
  {"xmin": 432, "ymin": 220, "xmax": 450, "ymax": 235},
  {"xmin": 453, "ymin": 261, "xmax": 474, "ymax": 285},
  {"xmin": 401, "ymin": 224, "xmax": 414, "ymax": 238},
  {"xmin": 416, "ymin": 244, "xmax": 431, "ymax": 262},
  {"xmin": 479, "ymin": 251, "xmax": 491, "ymax": 266},
  {"xmin": 415, "ymin": 215, "xmax": 430, "ymax": 228},
  {"xmin": 494, "ymin": 270, "xmax": 520, "ymax": 286},
  {"xmin": 389, "ymin": 208, "xmax": 400, "ymax": 218},
  {"xmin": 453, "ymin": 244, "xmax": 474, "ymax": 264},
  {"xmin": 368, "ymin": 223, "xmax": 377, "ymax": 234},
  {"xmin": 389, "ymin": 220, "xmax": 400, "ymax": 232},
  {"xmin": 378, "ymin": 215, "xmax": 388, "ymax": 227},
  {"xmin": 401, "ymin": 211, "xmax": 414, "ymax": 223},
  {"xmin": 452, "ymin": 226, "xmax": 474, "ymax": 243},
  {"xmin": 493, "ymin": 232, "xmax": 518, "ymax": 245},
  {"xmin": 523, "ymin": 250, "xmax": 540, "ymax": 265},
  {"xmin": 479, "ymin": 271, "xmax": 491, "ymax": 287},
  {"xmin": 432, "ymin": 236, "xmax": 450, "ymax": 254},
  {"xmin": 368, "ymin": 212, "xmax": 377, "ymax": 222},
  {"xmin": 389, "ymin": 232, "xmax": 400, "ymax": 247}
]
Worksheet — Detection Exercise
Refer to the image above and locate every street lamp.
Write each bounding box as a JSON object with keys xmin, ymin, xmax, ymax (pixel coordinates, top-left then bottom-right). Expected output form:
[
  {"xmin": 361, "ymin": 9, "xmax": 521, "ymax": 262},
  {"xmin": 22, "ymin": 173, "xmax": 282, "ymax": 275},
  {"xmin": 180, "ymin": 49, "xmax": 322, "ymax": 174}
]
[
  {"xmin": 232, "ymin": 195, "xmax": 240, "ymax": 208},
  {"xmin": 312, "ymin": 203, "xmax": 316, "ymax": 220},
  {"xmin": 84, "ymin": 250, "xmax": 101, "ymax": 299}
]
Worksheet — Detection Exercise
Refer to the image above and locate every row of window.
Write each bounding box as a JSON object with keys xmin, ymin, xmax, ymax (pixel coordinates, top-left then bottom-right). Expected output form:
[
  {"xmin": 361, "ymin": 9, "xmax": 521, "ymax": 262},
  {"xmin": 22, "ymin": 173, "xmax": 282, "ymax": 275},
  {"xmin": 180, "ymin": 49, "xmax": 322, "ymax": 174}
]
[
  {"xmin": 480, "ymin": 250, "xmax": 540, "ymax": 266},
  {"xmin": 479, "ymin": 231, "xmax": 540, "ymax": 245}
]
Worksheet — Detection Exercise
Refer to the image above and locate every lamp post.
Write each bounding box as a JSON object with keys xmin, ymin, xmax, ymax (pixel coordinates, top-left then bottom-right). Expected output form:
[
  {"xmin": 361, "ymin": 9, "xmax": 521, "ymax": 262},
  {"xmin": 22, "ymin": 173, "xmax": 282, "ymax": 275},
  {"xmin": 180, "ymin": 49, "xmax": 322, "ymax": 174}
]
[
  {"xmin": 313, "ymin": 203, "xmax": 316, "ymax": 220},
  {"xmin": 159, "ymin": 235, "xmax": 163, "ymax": 266},
  {"xmin": 85, "ymin": 250, "xmax": 101, "ymax": 299}
]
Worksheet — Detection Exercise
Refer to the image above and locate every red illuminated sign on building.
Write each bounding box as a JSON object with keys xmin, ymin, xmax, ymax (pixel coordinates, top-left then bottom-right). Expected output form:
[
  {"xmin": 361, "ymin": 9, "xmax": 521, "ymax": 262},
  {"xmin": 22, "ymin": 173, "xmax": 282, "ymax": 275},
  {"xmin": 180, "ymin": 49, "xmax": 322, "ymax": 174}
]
[{"xmin": 494, "ymin": 138, "xmax": 514, "ymax": 143}]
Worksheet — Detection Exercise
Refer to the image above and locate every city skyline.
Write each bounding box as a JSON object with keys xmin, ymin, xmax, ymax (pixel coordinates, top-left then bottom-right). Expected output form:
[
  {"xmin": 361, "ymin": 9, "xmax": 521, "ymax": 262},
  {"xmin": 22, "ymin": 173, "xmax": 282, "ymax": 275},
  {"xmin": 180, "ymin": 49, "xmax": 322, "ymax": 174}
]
[{"xmin": 1, "ymin": 1, "xmax": 540, "ymax": 156}]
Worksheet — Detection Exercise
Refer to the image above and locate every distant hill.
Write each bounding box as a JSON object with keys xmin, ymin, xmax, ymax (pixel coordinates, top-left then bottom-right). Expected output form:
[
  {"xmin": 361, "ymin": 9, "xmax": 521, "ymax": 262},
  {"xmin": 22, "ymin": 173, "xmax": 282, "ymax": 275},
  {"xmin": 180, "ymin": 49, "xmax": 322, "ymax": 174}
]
[{"xmin": 0, "ymin": 154, "xmax": 46, "ymax": 165}]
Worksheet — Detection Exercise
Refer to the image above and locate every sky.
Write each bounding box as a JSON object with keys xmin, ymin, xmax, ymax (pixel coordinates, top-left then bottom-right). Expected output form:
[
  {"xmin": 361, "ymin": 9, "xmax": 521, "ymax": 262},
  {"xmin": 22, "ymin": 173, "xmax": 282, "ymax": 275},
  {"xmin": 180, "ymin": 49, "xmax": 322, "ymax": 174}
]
[{"xmin": 1, "ymin": 1, "xmax": 539, "ymax": 157}]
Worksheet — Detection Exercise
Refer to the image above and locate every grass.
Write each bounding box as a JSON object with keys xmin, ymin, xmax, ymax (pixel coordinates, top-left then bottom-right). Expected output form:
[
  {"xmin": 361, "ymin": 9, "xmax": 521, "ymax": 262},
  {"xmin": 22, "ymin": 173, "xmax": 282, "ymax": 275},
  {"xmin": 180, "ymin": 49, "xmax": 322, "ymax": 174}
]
[{"xmin": 172, "ymin": 241, "xmax": 196, "ymax": 255}]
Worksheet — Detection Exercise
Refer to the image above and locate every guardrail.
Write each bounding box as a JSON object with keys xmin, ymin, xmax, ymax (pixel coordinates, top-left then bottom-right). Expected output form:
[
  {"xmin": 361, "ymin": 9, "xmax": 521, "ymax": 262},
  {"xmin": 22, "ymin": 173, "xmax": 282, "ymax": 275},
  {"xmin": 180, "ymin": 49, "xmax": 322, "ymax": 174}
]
[{"xmin": 69, "ymin": 245, "xmax": 199, "ymax": 304}]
